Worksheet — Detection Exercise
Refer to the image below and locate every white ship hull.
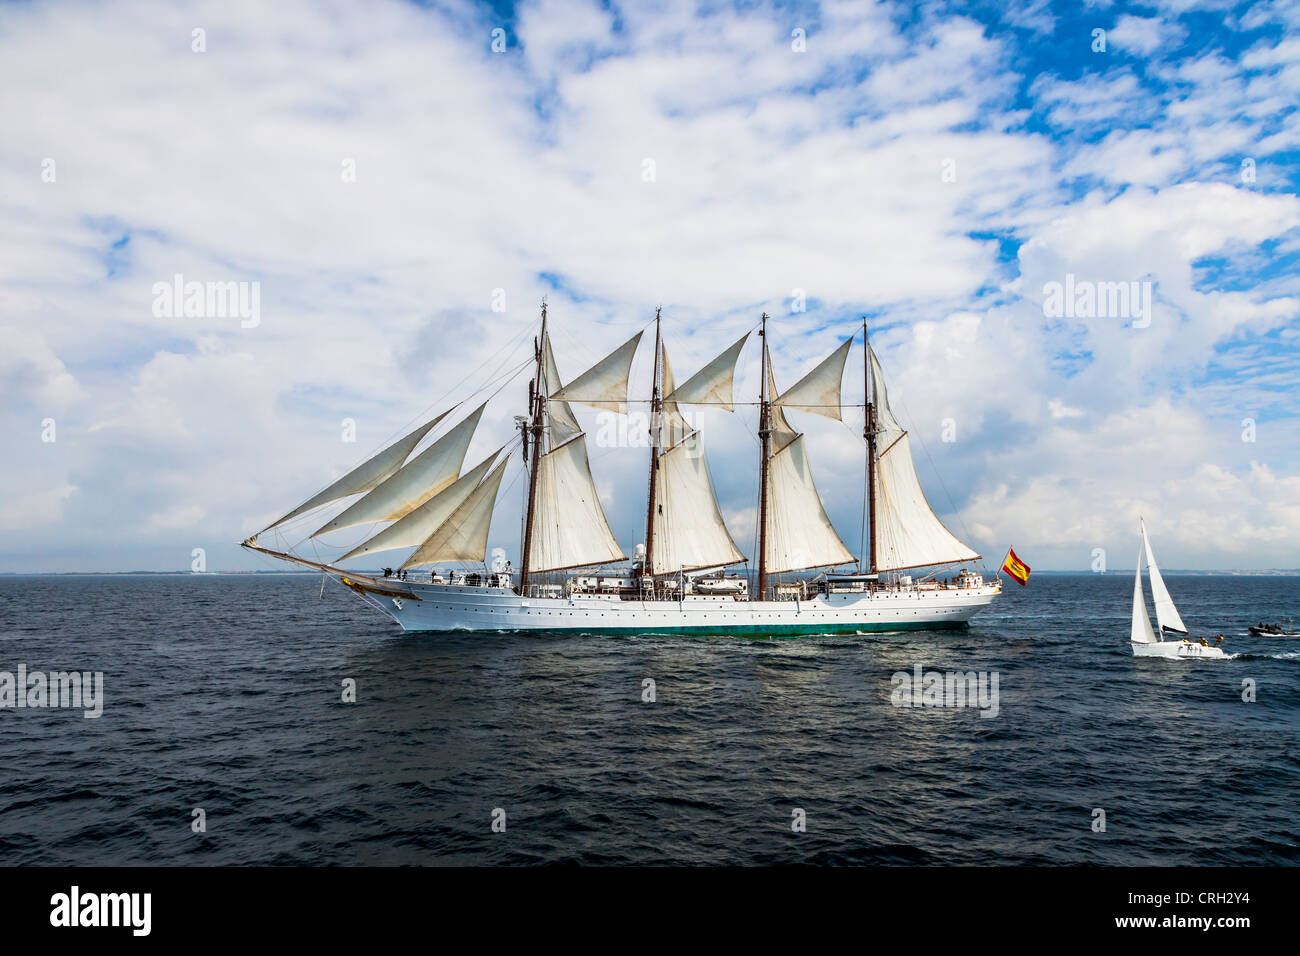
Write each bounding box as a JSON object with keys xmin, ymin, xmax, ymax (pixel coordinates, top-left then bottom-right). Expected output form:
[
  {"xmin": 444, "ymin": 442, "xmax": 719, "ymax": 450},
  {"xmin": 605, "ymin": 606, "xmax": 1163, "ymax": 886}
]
[
  {"xmin": 355, "ymin": 579, "xmax": 1001, "ymax": 635},
  {"xmin": 1131, "ymin": 640, "xmax": 1228, "ymax": 660}
]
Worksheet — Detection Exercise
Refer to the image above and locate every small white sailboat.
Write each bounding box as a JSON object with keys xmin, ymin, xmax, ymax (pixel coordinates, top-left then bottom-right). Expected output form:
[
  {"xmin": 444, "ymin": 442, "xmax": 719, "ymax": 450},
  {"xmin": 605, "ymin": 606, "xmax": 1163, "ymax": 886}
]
[{"xmin": 1129, "ymin": 519, "xmax": 1227, "ymax": 660}]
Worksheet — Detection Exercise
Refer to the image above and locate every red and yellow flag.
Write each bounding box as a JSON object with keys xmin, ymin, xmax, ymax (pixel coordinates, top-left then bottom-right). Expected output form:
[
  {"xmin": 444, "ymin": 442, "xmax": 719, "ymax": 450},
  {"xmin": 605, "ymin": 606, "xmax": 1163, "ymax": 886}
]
[{"xmin": 1000, "ymin": 547, "xmax": 1031, "ymax": 586}]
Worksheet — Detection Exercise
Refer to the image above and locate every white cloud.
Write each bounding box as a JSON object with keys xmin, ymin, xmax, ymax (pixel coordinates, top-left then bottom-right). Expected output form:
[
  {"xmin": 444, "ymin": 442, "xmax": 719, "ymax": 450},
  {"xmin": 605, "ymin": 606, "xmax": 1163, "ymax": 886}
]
[
  {"xmin": 1060, "ymin": 129, "xmax": 1187, "ymax": 186},
  {"xmin": 0, "ymin": 481, "xmax": 77, "ymax": 534},
  {"xmin": 0, "ymin": 326, "xmax": 85, "ymax": 409},
  {"xmin": 1048, "ymin": 400, "xmax": 1083, "ymax": 419},
  {"xmin": 1108, "ymin": 14, "xmax": 1186, "ymax": 57},
  {"xmin": 1031, "ymin": 72, "xmax": 1152, "ymax": 128}
]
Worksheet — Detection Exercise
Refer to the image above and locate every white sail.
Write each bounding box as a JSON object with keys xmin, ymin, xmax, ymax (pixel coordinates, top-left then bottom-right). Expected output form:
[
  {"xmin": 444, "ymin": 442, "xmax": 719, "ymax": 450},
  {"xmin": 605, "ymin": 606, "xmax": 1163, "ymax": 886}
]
[
  {"xmin": 873, "ymin": 434, "xmax": 980, "ymax": 571},
  {"xmin": 869, "ymin": 347, "xmax": 979, "ymax": 571},
  {"xmin": 263, "ymin": 410, "xmax": 450, "ymax": 531},
  {"xmin": 544, "ymin": 336, "xmax": 582, "ymax": 446},
  {"xmin": 774, "ymin": 339, "xmax": 851, "ymax": 421},
  {"xmin": 528, "ymin": 434, "xmax": 626, "ymax": 572},
  {"xmin": 766, "ymin": 363, "xmax": 799, "ymax": 453},
  {"xmin": 312, "ymin": 403, "xmax": 486, "ymax": 536},
  {"xmin": 652, "ymin": 432, "xmax": 744, "ymax": 574},
  {"xmin": 338, "ymin": 448, "xmax": 501, "ymax": 562},
  {"xmin": 1131, "ymin": 543, "xmax": 1159, "ymax": 644},
  {"xmin": 869, "ymin": 345, "xmax": 905, "ymax": 450},
  {"xmin": 549, "ymin": 331, "xmax": 644, "ymax": 413},
  {"xmin": 657, "ymin": 344, "xmax": 692, "ymax": 451},
  {"xmin": 1141, "ymin": 519, "xmax": 1188, "ymax": 634},
  {"xmin": 765, "ymin": 435, "xmax": 855, "ymax": 574},
  {"xmin": 402, "ymin": 458, "xmax": 509, "ymax": 569},
  {"xmin": 663, "ymin": 332, "xmax": 750, "ymax": 411}
]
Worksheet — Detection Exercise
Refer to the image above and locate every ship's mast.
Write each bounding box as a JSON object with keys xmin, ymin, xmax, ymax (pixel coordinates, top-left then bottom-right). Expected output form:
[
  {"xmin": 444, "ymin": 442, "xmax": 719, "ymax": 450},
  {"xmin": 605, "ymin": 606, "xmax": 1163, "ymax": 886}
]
[
  {"xmin": 864, "ymin": 317, "xmax": 877, "ymax": 574},
  {"xmin": 518, "ymin": 301, "xmax": 547, "ymax": 595},
  {"xmin": 643, "ymin": 306, "xmax": 663, "ymax": 583},
  {"xmin": 756, "ymin": 311, "xmax": 771, "ymax": 601}
]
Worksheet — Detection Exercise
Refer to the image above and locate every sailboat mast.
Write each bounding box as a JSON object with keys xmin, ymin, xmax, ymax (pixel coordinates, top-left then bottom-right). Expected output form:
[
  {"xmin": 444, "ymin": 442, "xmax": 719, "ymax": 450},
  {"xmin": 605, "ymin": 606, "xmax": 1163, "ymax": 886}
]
[
  {"xmin": 518, "ymin": 301, "xmax": 547, "ymax": 595},
  {"xmin": 757, "ymin": 312, "xmax": 771, "ymax": 601},
  {"xmin": 863, "ymin": 318, "xmax": 877, "ymax": 574},
  {"xmin": 643, "ymin": 307, "xmax": 663, "ymax": 580}
]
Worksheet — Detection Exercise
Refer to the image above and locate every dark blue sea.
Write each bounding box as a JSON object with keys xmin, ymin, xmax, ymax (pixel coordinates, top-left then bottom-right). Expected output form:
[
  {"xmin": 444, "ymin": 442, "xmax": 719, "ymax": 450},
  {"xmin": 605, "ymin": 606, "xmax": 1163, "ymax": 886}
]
[{"xmin": 0, "ymin": 573, "xmax": 1296, "ymax": 865}]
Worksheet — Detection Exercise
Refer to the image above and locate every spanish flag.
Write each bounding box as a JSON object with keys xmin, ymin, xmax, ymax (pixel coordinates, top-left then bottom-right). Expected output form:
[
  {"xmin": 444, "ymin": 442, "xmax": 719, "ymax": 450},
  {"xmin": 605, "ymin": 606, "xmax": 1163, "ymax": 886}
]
[{"xmin": 1000, "ymin": 547, "xmax": 1031, "ymax": 587}]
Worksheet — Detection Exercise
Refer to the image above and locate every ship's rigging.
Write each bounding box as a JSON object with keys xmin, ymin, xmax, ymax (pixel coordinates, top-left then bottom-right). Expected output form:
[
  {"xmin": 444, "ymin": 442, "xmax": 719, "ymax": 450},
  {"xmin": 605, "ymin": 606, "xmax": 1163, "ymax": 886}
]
[{"xmin": 243, "ymin": 303, "xmax": 981, "ymax": 597}]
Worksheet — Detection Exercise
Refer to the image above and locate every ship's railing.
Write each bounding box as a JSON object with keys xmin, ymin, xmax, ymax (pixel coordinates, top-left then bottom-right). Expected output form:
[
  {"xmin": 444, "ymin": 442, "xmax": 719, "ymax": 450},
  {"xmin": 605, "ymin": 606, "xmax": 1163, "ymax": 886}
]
[
  {"xmin": 522, "ymin": 582, "xmax": 752, "ymax": 602},
  {"xmin": 522, "ymin": 584, "xmax": 565, "ymax": 599},
  {"xmin": 519, "ymin": 573, "xmax": 989, "ymax": 602}
]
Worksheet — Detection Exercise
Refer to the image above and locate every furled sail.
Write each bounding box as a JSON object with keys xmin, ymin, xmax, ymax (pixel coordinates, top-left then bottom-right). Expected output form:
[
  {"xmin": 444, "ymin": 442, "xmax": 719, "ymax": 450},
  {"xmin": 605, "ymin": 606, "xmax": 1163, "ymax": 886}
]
[
  {"xmin": 764, "ymin": 435, "xmax": 855, "ymax": 574},
  {"xmin": 1130, "ymin": 544, "xmax": 1158, "ymax": 644},
  {"xmin": 528, "ymin": 434, "xmax": 626, "ymax": 572},
  {"xmin": 663, "ymin": 332, "xmax": 749, "ymax": 411},
  {"xmin": 870, "ymin": 347, "xmax": 979, "ymax": 571},
  {"xmin": 262, "ymin": 410, "xmax": 451, "ymax": 532},
  {"xmin": 652, "ymin": 432, "xmax": 744, "ymax": 574},
  {"xmin": 543, "ymin": 336, "xmax": 582, "ymax": 446},
  {"xmin": 312, "ymin": 403, "xmax": 486, "ymax": 536},
  {"xmin": 549, "ymin": 331, "xmax": 644, "ymax": 413},
  {"xmin": 773, "ymin": 338, "xmax": 852, "ymax": 421},
  {"xmin": 402, "ymin": 458, "xmax": 509, "ymax": 569},
  {"xmin": 338, "ymin": 448, "xmax": 502, "ymax": 562},
  {"xmin": 1141, "ymin": 519, "xmax": 1187, "ymax": 634}
]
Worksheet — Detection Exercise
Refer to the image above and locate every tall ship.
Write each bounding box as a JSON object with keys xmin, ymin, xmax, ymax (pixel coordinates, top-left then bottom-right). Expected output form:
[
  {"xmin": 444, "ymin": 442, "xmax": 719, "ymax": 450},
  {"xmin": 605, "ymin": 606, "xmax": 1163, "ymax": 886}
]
[{"xmin": 243, "ymin": 305, "xmax": 999, "ymax": 634}]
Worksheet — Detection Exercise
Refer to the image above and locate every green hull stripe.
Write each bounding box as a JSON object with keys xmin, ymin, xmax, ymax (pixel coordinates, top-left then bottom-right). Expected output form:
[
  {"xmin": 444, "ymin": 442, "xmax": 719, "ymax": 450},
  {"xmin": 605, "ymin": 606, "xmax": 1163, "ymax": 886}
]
[{"xmin": 398, "ymin": 619, "xmax": 971, "ymax": 637}]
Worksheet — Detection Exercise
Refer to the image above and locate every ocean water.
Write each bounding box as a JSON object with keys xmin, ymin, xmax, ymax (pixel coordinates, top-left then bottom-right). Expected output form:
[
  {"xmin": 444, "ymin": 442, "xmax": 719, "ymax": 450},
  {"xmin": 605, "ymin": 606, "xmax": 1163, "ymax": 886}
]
[{"xmin": 0, "ymin": 572, "xmax": 1296, "ymax": 866}]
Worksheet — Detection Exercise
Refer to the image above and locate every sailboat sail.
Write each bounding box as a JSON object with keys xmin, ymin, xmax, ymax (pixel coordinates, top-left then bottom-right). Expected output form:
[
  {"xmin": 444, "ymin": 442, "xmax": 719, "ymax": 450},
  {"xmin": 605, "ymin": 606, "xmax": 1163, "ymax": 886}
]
[
  {"xmin": 402, "ymin": 458, "xmax": 509, "ymax": 569},
  {"xmin": 869, "ymin": 346, "xmax": 980, "ymax": 571},
  {"xmin": 528, "ymin": 434, "xmax": 626, "ymax": 572},
  {"xmin": 644, "ymin": 332, "xmax": 749, "ymax": 575},
  {"xmin": 773, "ymin": 338, "xmax": 852, "ymax": 421},
  {"xmin": 663, "ymin": 332, "xmax": 749, "ymax": 411},
  {"xmin": 550, "ymin": 331, "xmax": 644, "ymax": 413},
  {"xmin": 759, "ymin": 339, "xmax": 856, "ymax": 573},
  {"xmin": 1130, "ymin": 542, "xmax": 1159, "ymax": 644},
  {"xmin": 657, "ymin": 345, "xmax": 693, "ymax": 451},
  {"xmin": 338, "ymin": 448, "xmax": 502, "ymax": 561},
  {"xmin": 869, "ymin": 347, "xmax": 905, "ymax": 450},
  {"xmin": 543, "ymin": 337, "xmax": 582, "ymax": 446},
  {"xmin": 766, "ymin": 363, "xmax": 799, "ymax": 453},
  {"xmin": 262, "ymin": 409, "xmax": 451, "ymax": 532},
  {"xmin": 1141, "ymin": 519, "xmax": 1188, "ymax": 634},
  {"xmin": 765, "ymin": 435, "xmax": 855, "ymax": 573},
  {"xmin": 312, "ymin": 404, "xmax": 486, "ymax": 536},
  {"xmin": 652, "ymin": 432, "xmax": 744, "ymax": 574}
]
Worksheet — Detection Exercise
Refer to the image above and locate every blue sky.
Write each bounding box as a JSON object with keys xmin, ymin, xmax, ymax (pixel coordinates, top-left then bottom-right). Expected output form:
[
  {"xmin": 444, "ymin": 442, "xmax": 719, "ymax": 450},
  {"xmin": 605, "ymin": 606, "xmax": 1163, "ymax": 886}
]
[{"xmin": 1, "ymin": 0, "xmax": 1298, "ymax": 572}]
